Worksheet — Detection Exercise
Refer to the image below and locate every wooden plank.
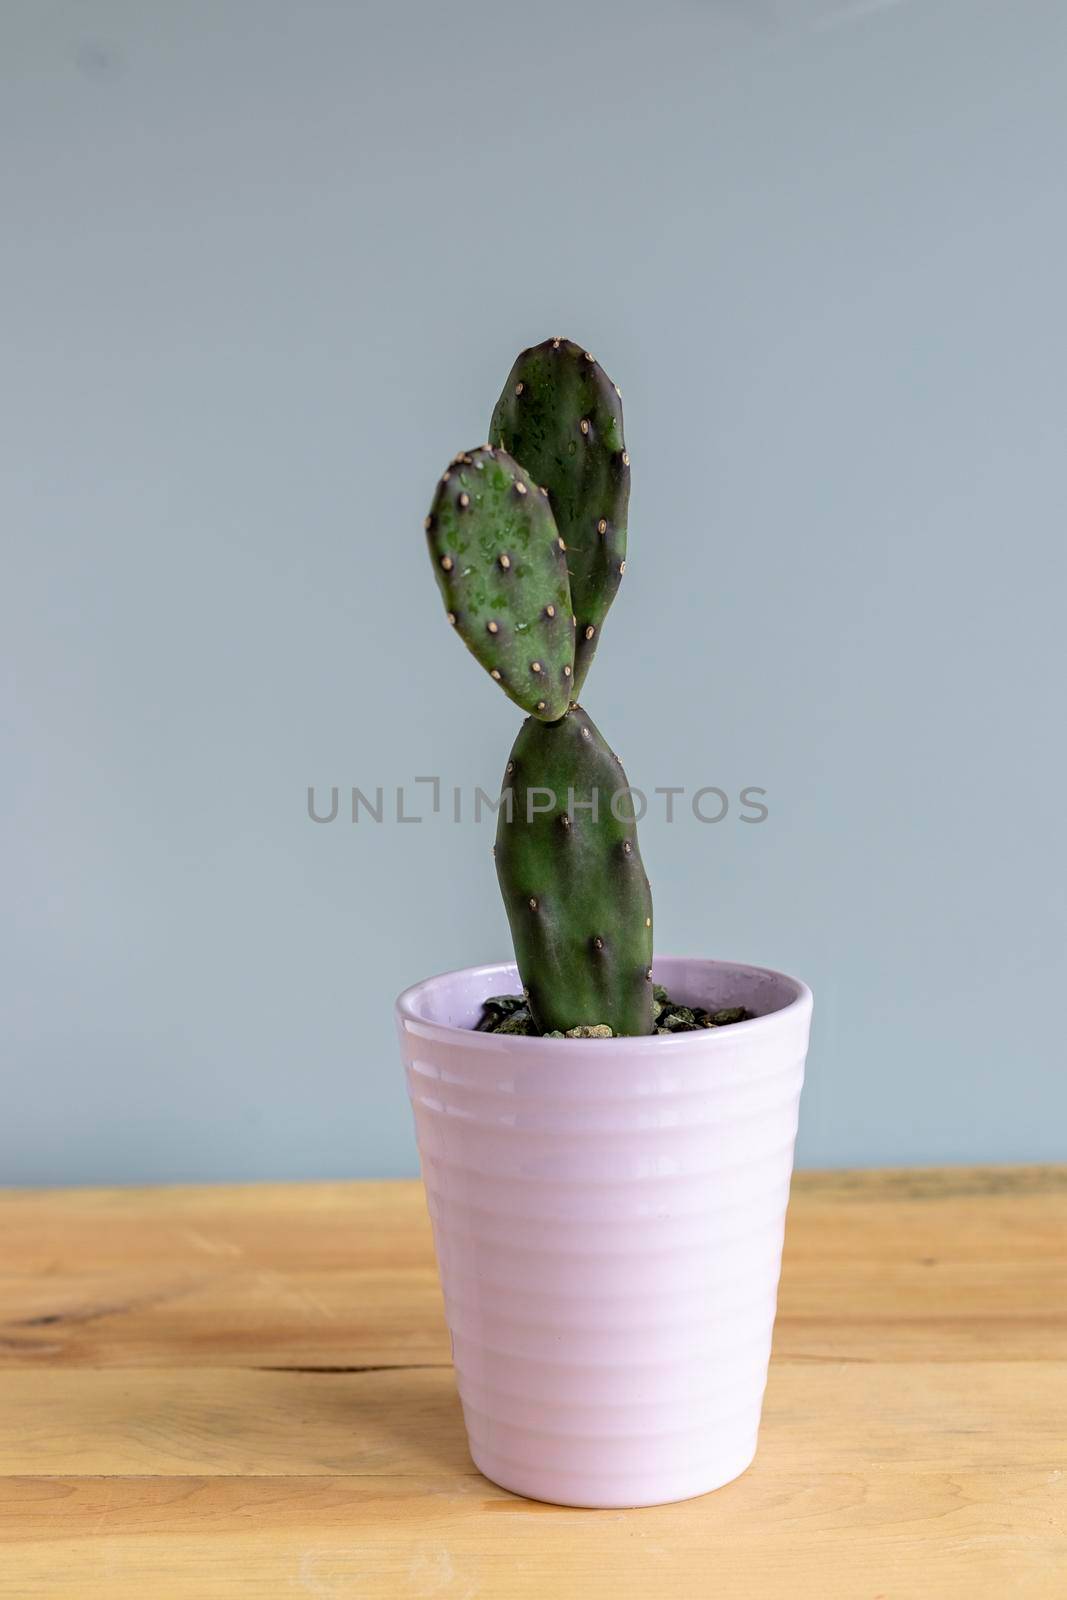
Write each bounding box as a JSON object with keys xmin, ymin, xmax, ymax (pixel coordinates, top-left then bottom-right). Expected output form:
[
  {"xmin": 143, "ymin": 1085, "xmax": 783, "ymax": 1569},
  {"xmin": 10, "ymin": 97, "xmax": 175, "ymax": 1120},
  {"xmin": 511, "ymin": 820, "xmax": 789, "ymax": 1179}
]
[
  {"xmin": 0, "ymin": 1181, "xmax": 436, "ymax": 1273},
  {"xmin": 0, "ymin": 1464, "xmax": 1063, "ymax": 1600},
  {"xmin": 1, "ymin": 1169, "xmax": 1064, "ymax": 1368},
  {"xmin": 0, "ymin": 1362, "xmax": 1064, "ymax": 1477},
  {"xmin": 0, "ymin": 1169, "xmax": 1063, "ymax": 1597},
  {"xmin": 0, "ymin": 1266, "xmax": 451, "ymax": 1369}
]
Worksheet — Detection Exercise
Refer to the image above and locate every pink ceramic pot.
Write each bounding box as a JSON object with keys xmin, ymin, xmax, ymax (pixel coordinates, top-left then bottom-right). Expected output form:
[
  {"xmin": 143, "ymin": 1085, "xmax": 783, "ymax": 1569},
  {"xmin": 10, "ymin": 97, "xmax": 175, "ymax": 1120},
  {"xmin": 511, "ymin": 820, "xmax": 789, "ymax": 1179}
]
[{"xmin": 396, "ymin": 955, "xmax": 812, "ymax": 1508}]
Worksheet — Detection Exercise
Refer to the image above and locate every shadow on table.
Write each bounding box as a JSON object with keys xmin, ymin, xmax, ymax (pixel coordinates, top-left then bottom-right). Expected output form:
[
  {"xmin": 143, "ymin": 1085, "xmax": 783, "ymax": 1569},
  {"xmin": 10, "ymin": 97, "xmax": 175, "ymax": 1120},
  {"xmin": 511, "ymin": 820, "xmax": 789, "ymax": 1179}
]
[{"xmin": 264, "ymin": 1362, "xmax": 479, "ymax": 1481}]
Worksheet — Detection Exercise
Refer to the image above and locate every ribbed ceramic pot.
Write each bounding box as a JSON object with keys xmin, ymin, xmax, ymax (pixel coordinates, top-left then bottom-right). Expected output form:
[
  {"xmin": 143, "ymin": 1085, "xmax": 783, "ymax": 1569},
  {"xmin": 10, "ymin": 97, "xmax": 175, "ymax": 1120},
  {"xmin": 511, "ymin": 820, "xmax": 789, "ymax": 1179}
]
[{"xmin": 396, "ymin": 956, "xmax": 812, "ymax": 1508}]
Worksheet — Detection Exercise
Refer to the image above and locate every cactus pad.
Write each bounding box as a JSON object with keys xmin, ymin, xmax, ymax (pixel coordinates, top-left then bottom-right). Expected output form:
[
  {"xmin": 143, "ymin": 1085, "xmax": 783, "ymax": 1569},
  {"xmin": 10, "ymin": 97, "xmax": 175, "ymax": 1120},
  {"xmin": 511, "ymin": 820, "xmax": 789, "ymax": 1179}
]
[
  {"xmin": 425, "ymin": 446, "xmax": 576, "ymax": 720},
  {"xmin": 495, "ymin": 705, "xmax": 654, "ymax": 1036},
  {"xmin": 490, "ymin": 338, "xmax": 629, "ymax": 694}
]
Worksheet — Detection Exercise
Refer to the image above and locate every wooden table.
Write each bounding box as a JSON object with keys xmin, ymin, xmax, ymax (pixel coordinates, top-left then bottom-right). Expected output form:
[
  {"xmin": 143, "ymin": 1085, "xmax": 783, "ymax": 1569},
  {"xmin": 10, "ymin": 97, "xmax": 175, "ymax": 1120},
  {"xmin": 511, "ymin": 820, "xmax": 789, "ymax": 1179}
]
[{"xmin": 0, "ymin": 1168, "xmax": 1063, "ymax": 1597}]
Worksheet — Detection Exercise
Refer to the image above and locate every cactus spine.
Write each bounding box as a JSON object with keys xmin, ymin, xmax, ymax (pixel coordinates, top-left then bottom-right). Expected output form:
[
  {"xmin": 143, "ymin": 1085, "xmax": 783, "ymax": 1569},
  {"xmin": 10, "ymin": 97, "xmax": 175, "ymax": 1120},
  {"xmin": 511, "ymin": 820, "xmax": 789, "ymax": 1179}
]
[{"xmin": 426, "ymin": 338, "xmax": 654, "ymax": 1036}]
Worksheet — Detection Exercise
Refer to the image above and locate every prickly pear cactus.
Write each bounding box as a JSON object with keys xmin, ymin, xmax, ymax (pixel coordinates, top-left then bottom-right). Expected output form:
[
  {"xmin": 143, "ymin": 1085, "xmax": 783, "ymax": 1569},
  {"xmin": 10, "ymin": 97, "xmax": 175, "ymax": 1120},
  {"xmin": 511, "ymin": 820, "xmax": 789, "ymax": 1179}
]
[
  {"xmin": 495, "ymin": 705, "xmax": 654, "ymax": 1036},
  {"xmin": 425, "ymin": 445, "xmax": 575, "ymax": 721},
  {"xmin": 490, "ymin": 338, "xmax": 629, "ymax": 694}
]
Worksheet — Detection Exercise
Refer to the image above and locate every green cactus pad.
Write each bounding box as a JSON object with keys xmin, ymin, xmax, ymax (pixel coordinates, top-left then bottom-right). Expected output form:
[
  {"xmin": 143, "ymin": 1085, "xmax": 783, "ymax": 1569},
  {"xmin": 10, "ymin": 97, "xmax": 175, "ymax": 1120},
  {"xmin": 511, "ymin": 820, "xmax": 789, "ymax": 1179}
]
[
  {"xmin": 495, "ymin": 705, "xmax": 654, "ymax": 1036},
  {"xmin": 490, "ymin": 338, "xmax": 629, "ymax": 694},
  {"xmin": 425, "ymin": 445, "xmax": 575, "ymax": 721}
]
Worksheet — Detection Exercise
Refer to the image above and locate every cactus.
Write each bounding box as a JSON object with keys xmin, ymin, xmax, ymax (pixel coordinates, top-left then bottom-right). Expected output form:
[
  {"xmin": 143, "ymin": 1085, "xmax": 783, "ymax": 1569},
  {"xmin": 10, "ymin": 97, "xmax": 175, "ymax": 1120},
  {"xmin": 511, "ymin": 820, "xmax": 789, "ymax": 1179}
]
[
  {"xmin": 495, "ymin": 706, "xmax": 654, "ymax": 1036},
  {"xmin": 424, "ymin": 339, "xmax": 654, "ymax": 1036},
  {"xmin": 425, "ymin": 445, "xmax": 575, "ymax": 721},
  {"xmin": 490, "ymin": 338, "xmax": 629, "ymax": 695}
]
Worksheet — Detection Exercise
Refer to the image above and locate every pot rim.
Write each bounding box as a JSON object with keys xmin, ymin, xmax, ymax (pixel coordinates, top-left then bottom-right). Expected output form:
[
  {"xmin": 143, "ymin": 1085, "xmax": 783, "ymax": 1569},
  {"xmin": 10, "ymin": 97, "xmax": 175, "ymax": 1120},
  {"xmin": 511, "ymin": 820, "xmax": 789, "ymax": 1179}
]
[{"xmin": 395, "ymin": 955, "xmax": 812, "ymax": 1054}]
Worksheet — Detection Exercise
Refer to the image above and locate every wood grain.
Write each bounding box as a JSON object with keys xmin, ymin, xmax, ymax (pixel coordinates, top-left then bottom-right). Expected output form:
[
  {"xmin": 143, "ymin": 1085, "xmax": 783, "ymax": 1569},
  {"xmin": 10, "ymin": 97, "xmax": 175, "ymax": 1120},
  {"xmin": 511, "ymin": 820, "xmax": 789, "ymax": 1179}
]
[{"xmin": 0, "ymin": 1169, "xmax": 1064, "ymax": 1596}]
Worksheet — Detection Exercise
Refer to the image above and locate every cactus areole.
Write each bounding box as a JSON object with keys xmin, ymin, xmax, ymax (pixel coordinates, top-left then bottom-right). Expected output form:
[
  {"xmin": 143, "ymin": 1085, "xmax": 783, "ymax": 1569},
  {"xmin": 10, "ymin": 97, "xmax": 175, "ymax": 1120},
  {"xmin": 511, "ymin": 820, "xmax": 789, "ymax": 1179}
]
[{"xmin": 425, "ymin": 338, "xmax": 721, "ymax": 1039}]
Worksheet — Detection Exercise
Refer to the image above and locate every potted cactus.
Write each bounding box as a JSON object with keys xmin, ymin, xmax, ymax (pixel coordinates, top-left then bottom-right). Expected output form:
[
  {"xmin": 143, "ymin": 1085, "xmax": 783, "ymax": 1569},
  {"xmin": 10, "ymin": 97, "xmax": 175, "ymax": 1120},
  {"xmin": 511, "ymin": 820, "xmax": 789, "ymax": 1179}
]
[{"xmin": 396, "ymin": 338, "xmax": 813, "ymax": 1508}]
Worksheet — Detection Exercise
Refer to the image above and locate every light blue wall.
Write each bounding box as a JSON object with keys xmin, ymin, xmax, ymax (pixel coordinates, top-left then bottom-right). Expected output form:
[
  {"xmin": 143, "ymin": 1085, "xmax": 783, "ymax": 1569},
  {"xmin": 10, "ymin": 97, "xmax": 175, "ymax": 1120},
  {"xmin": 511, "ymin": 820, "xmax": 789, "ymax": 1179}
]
[{"xmin": 5, "ymin": 0, "xmax": 1064, "ymax": 1184}]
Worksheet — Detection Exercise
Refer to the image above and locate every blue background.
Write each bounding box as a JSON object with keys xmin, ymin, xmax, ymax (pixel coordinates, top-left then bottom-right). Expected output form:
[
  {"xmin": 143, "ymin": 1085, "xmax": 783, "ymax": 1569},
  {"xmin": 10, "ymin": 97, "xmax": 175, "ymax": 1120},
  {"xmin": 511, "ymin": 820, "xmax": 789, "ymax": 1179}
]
[{"xmin": 4, "ymin": 0, "xmax": 1064, "ymax": 1183}]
